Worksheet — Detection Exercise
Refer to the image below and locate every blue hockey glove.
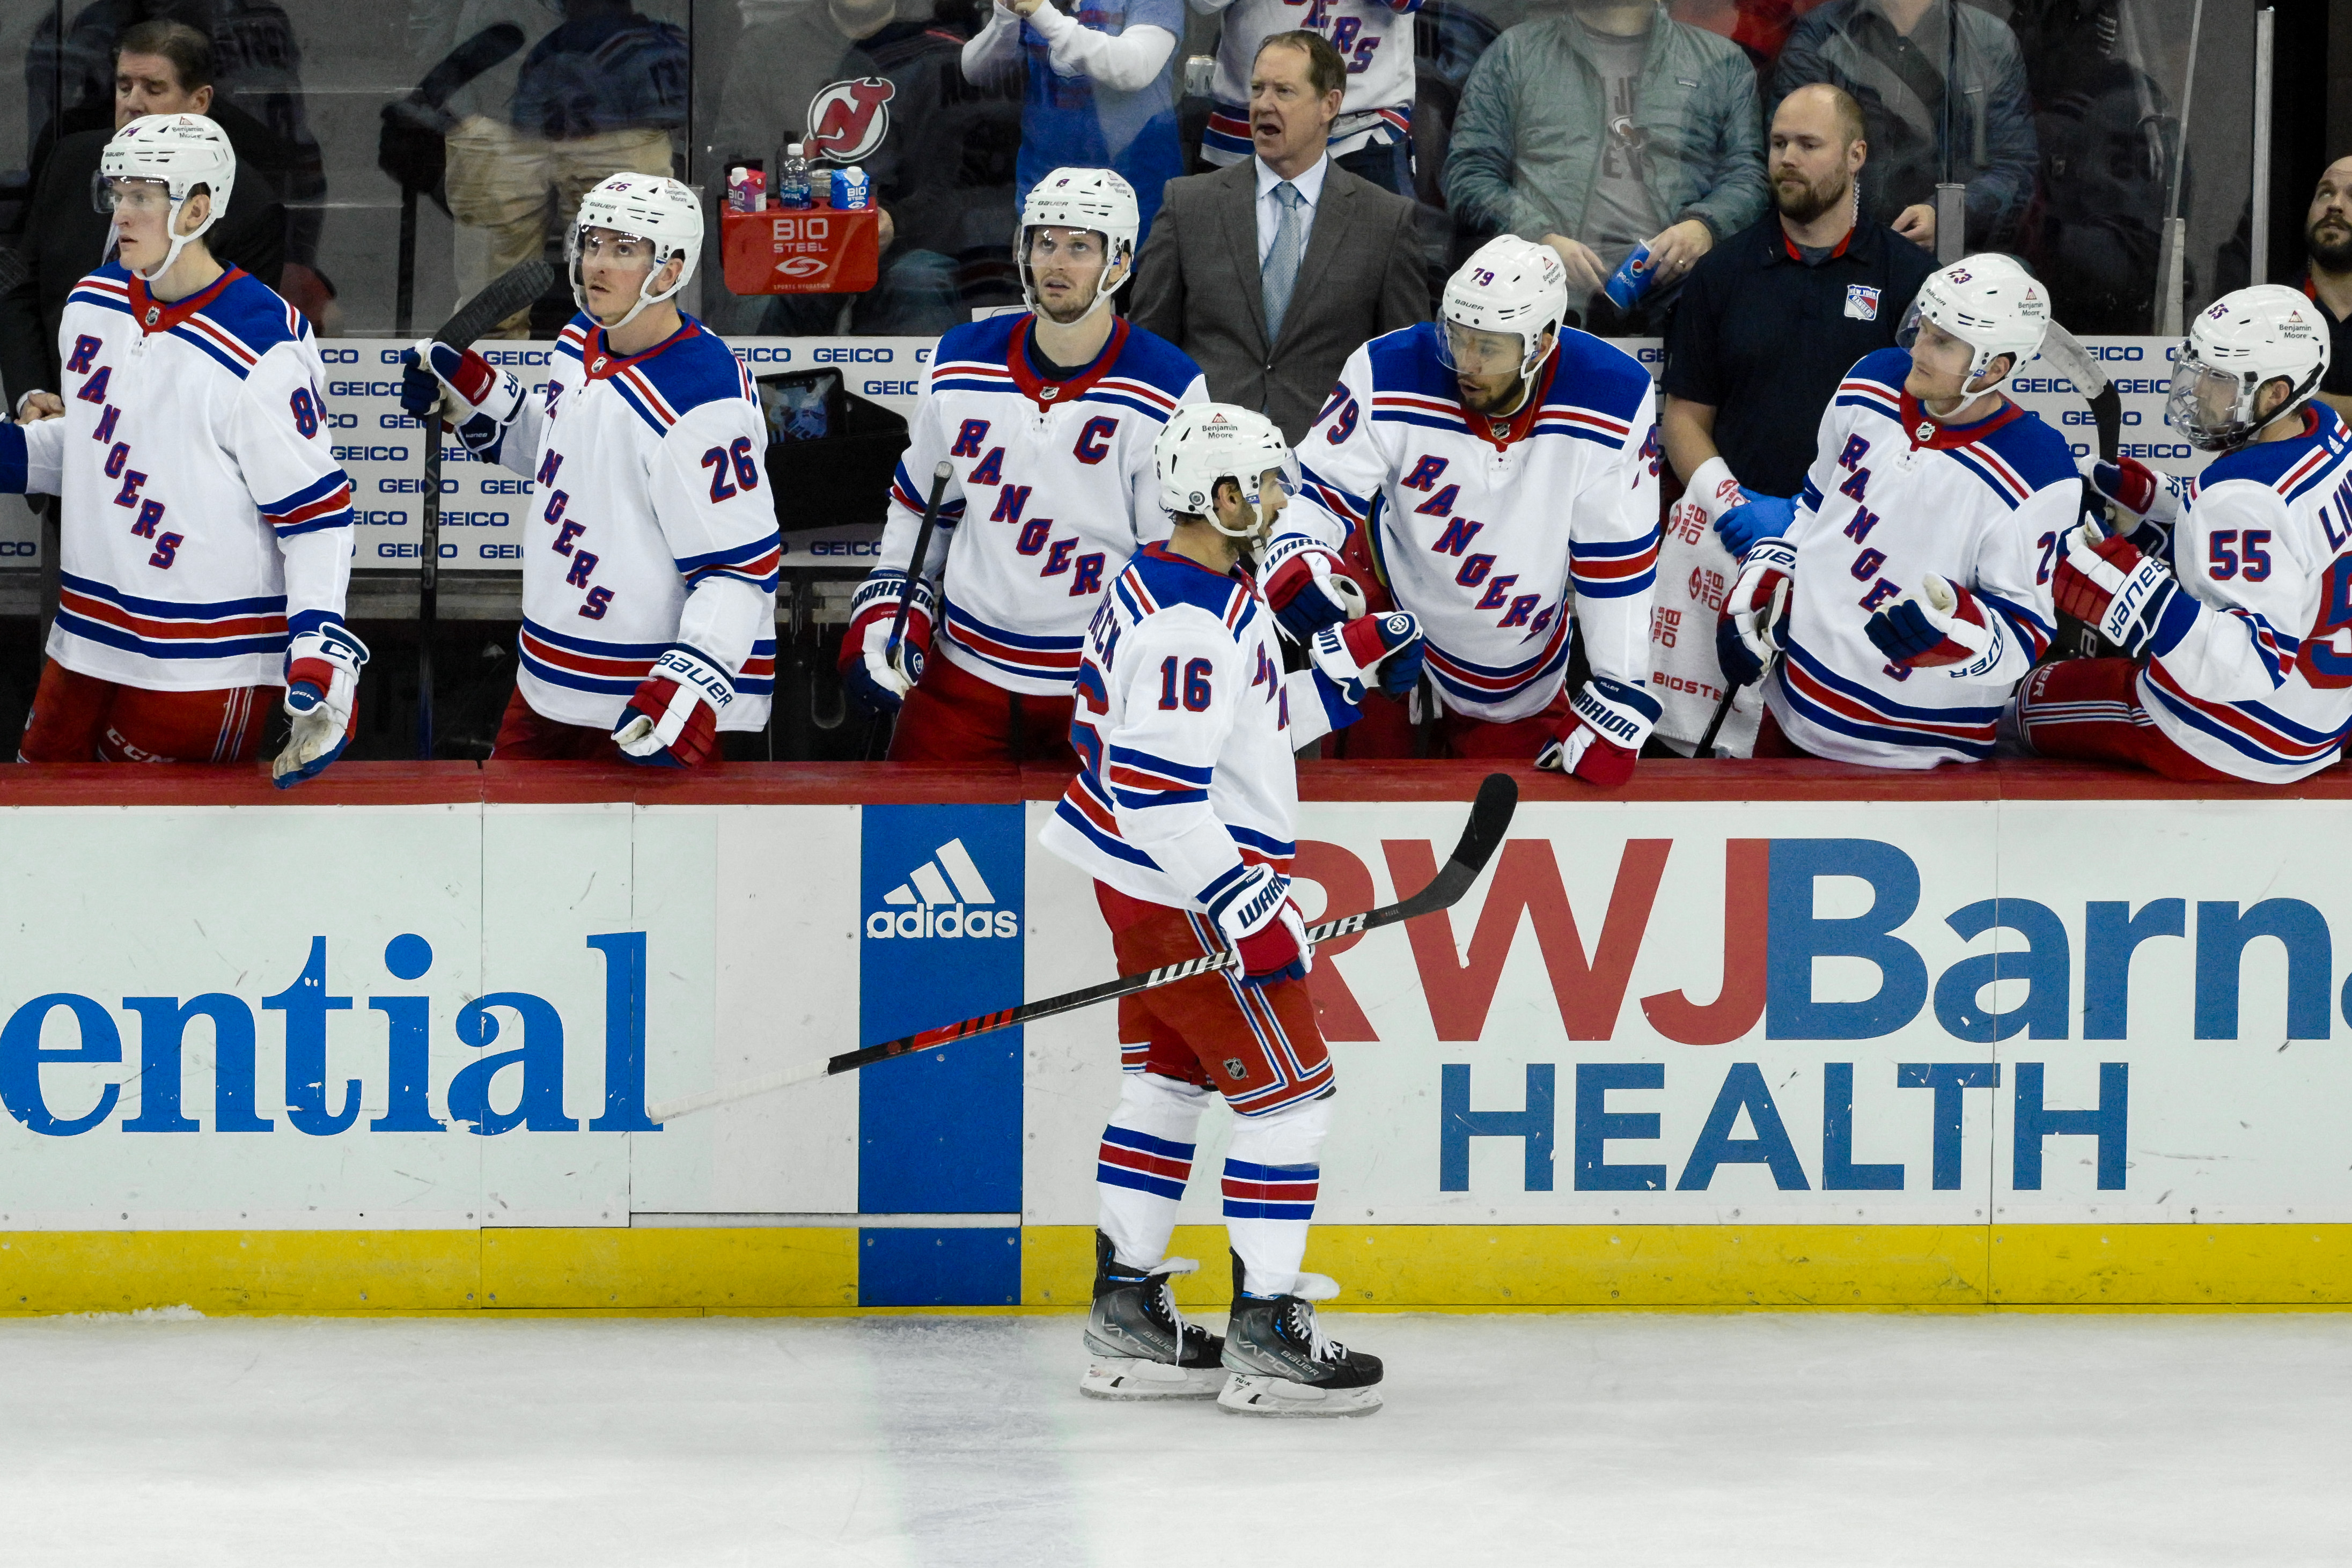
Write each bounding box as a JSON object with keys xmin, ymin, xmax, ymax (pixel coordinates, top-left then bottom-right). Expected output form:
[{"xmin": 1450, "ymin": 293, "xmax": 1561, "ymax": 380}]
[
  {"xmin": 399, "ymin": 338, "xmax": 524, "ymax": 455},
  {"xmin": 1310, "ymin": 610, "xmax": 1423, "ymax": 705}
]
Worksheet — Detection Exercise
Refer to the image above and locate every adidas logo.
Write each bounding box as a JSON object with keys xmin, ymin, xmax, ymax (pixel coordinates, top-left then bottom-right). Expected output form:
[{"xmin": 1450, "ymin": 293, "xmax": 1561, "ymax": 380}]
[{"xmin": 865, "ymin": 838, "xmax": 1018, "ymax": 940}]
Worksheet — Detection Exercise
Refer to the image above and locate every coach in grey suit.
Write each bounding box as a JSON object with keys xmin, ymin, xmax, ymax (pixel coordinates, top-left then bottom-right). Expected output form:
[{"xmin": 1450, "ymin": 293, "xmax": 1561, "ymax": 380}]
[{"xmin": 1129, "ymin": 29, "xmax": 1428, "ymax": 444}]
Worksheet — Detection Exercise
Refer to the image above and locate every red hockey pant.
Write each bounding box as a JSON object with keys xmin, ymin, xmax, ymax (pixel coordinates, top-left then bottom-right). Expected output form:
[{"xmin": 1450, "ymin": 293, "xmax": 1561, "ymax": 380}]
[
  {"xmin": 889, "ymin": 654, "xmax": 1075, "ymax": 764},
  {"xmin": 19, "ymin": 658, "xmax": 271, "ymax": 763},
  {"xmin": 2016, "ymin": 658, "xmax": 2240, "ymax": 783},
  {"xmin": 489, "ymin": 686, "xmax": 630, "ymax": 762}
]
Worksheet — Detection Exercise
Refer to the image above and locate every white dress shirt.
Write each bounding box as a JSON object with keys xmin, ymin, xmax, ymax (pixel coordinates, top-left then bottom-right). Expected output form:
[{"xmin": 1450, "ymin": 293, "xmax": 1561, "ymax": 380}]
[{"xmin": 1254, "ymin": 153, "xmax": 1330, "ymax": 264}]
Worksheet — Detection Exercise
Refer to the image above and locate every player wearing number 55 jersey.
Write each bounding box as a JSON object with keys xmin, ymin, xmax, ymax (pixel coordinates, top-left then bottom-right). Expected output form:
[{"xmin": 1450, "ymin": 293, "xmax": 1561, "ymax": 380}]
[
  {"xmin": 1262, "ymin": 235, "xmax": 1664, "ymax": 783},
  {"xmin": 2019, "ymin": 285, "xmax": 2352, "ymax": 783},
  {"xmin": 1040, "ymin": 406, "xmax": 1420, "ymax": 1416},
  {"xmin": 0, "ymin": 115, "xmax": 363, "ymax": 783},
  {"xmin": 1716, "ymin": 255, "xmax": 2070, "ymax": 768},
  {"xmin": 401, "ymin": 174, "xmax": 779, "ymax": 765},
  {"xmin": 839, "ymin": 168, "xmax": 1206, "ymax": 763}
]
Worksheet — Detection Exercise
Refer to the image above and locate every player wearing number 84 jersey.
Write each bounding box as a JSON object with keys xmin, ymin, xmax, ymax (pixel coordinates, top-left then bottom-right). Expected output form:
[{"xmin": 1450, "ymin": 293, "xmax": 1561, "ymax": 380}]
[{"xmin": 0, "ymin": 114, "xmax": 362, "ymax": 783}]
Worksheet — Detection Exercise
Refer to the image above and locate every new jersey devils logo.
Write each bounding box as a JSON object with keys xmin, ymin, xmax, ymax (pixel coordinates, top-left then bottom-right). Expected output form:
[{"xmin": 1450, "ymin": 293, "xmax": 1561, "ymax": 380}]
[{"xmin": 805, "ymin": 77, "xmax": 895, "ymax": 163}]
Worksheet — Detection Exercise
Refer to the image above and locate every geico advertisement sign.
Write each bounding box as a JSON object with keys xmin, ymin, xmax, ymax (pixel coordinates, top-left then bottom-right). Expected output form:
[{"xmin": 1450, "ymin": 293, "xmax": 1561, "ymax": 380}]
[
  {"xmin": 0, "ymin": 931, "xmax": 662, "ymax": 1139},
  {"xmin": 1026, "ymin": 799, "xmax": 2352, "ymax": 1224}
]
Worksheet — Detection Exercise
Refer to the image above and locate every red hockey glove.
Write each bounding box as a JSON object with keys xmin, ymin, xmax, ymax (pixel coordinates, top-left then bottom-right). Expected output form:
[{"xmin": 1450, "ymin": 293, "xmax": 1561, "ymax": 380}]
[
  {"xmin": 1536, "ymin": 675, "xmax": 1660, "ymax": 787},
  {"xmin": 1204, "ymin": 863, "xmax": 1311, "ymax": 988},
  {"xmin": 2053, "ymin": 524, "xmax": 2180, "ymax": 659},
  {"xmin": 1263, "ymin": 543, "xmax": 1366, "ymax": 641},
  {"xmin": 613, "ymin": 644, "xmax": 732, "ymax": 767},
  {"xmin": 838, "ymin": 570, "xmax": 936, "ymax": 717}
]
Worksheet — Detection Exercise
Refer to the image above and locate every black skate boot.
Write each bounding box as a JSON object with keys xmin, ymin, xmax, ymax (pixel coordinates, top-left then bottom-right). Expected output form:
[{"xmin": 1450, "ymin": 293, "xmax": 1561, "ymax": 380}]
[
  {"xmin": 1217, "ymin": 1249, "xmax": 1384, "ymax": 1417},
  {"xmin": 1079, "ymin": 1230, "xmax": 1227, "ymax": 1400}
]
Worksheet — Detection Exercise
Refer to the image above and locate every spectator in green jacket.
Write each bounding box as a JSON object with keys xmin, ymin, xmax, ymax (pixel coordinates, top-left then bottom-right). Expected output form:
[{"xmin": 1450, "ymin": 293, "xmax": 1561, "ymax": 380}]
[{"xmin": 1439, "ymin": 0, "xmax": 1766, "ymax": 332}]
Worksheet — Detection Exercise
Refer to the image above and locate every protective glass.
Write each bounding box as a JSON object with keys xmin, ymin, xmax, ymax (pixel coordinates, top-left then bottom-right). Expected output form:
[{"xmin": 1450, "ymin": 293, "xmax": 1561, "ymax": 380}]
[
  {"xmin": 1437, "ymin": 320, "xmax": 1528, "ymax": 378},
  {"xmin": 91, "ymin": 174, "xmax": 170, "ymax": 217}
]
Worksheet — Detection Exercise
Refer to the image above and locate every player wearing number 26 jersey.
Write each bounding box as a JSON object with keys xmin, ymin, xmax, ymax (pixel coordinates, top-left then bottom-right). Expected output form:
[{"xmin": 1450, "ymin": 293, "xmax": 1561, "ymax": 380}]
[
  {"xmin": 403, "ymin": 175, "xmax": 779, "ymax": 765},
  {"xmin": 2023, "ymin": 285, "xmax": 2352, "ymax": 784},
  {"xmin": 1721, "ymin": 257, "xmax": 2070, "ymax": 769},
  {"xmin": 0, "ymin": 115, "xmax": 361, "ymax": 782}
]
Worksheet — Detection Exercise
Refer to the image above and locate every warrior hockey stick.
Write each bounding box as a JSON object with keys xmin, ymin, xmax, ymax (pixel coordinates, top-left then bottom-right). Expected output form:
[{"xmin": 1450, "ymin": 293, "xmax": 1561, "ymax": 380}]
[
  {"xmin": 414, "ymin": 259, "xmax": 554, "ymax": 757},
  {"xmin": 645, "ymin": 770, "xmax": 1521, "ymax": 1122},
  {"xmin": 865, "ymin": 459, "xmax": 954, "ymax": 759}
]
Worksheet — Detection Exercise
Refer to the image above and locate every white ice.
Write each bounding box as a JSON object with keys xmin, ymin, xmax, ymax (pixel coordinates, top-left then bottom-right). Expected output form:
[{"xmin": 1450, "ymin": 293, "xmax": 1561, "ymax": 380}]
[{"xmin": 5, "ymin": 1309, "xmax": 2347, "ymax": 1566}]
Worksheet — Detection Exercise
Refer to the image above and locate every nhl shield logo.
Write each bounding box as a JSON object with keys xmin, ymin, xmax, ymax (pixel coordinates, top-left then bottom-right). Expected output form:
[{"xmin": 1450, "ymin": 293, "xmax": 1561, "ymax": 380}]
[
  {"xmin": 1224, "ymin": 1058, "xmax": 1247, "ymax": 1081},
  {"xmin": 805, "ymin": 77, "xmax": 896, "ymax": 164},
  {"xmin": 1914, "ymin": 421, "xmax": 1935, "ymax": 444}
]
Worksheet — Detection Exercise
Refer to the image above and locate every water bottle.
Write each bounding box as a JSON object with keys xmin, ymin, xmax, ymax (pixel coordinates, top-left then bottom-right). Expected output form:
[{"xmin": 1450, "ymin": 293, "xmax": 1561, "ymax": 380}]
[{"xmin": 777, "ymin": 143, "xmax": 813, "ymax": 211}]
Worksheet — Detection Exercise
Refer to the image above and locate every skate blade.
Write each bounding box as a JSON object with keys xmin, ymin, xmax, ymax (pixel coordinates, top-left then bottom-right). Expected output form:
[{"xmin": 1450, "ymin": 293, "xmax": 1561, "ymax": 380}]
[
  {"xmin": 1079, "ymin": 1357, "xmax": 1225, "ymax": 1401},
  {"xmin": 1215, "ymin": 1372, "xmax": 1385, "ymax": 1418}
]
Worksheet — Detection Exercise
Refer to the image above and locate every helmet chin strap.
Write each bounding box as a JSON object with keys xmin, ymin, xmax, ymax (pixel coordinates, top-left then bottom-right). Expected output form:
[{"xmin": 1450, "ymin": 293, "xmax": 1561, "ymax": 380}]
[
  {"xmin": 134, "ymin": 196, "xmax": 217, "ymax": 284},
  {"xmin": 575, "ymin": 244, "xmax": 687, "ymax": 334}
]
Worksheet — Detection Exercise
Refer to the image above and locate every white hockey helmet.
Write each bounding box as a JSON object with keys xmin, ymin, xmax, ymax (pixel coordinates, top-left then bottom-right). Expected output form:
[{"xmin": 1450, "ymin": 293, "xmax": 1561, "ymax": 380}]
[
  {"xmin": 1019, "ymin": 167, "xmax": 1140, "ymax": 321},
  {"xmin": 1897, "ymin": 253, "xmax": 2050, "ymax": 394},
  {"xmin": 95, "ymin": 113, "xmax": 236, "ymax": 282},
  {"xmin": 568, "ymin": 172, "xmax": 703, "ymax": 329},
  {"xmin": 1440, "ymin": 236, "xmax": 1569, "ymax": 382},
  {"xmin": 2168, "ymin": 284, "xmax": 2332, "ymax": 452},
  {"xmin": 1156, "ymin": 404, "xmax": 1298, "ymax": 541}
]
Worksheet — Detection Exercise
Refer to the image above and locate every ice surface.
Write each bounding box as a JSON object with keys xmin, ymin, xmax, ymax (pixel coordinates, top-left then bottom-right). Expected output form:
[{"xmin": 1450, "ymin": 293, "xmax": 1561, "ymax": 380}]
[{"xmin": 4, "ymin": 1309, "xmax": 2347, "ymax": 1566}]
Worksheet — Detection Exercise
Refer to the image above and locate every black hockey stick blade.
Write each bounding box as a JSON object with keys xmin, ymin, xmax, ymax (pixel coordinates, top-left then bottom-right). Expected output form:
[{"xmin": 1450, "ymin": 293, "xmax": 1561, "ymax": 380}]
[
  {"xmin": 645, "ymin": 774, "xmax": 1520, "ymax": 1121},
  {"xmin": 433, "ymin": 258, "xmax": 554, "ymax": 349}
]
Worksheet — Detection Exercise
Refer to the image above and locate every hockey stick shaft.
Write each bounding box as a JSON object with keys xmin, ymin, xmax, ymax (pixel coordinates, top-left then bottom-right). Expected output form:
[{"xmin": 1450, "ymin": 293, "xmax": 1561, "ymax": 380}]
[
  {"xmin": 646, "ymin": 772, "xmax": 1519, "ymax": 1121},
  {"xmin": 885, "ymin": 461, "xmax": 954, "ymax": 658},
  {"xmin": 1694, "ymin": 680, "xmax": 1737, "ymax": 758},
  {"xmin": 413, "ymin": 260, "xmax": 556, "ymax": 758}
]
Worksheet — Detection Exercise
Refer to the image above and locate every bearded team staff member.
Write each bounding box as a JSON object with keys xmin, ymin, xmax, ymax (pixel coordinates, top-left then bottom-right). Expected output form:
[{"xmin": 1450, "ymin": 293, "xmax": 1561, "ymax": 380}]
[
  {"xmin": 1262, "ymin": 235, "xmax": 1662, "ymax": 780},
  {"xmin": 2017, "ymin": 286, "xmax": 2352, "ymax": 783},
  {"xmin": 0, "ymin": 114, "xmax": 363, "ymax": 781},
  {"xmin": 400, "ymin": 174, "xmax": 779, "ymax": 765},
  {"xmin": 840, "ymin": 168, "xmax": 1207, "ymax": 762},
  {"xmin": 1716, "ymin": 254, "xmax": 2070, "ymax": 767},
  {"xmin": 1040, "ymin": 404, "xmax": 1420, "ymax": 1416}
]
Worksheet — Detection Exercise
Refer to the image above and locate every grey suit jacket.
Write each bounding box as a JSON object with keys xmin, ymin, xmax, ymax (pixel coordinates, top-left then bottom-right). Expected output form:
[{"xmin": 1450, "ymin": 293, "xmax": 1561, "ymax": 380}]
[{"xmin": 1129, "ymin": 158, "xmax": 1429, "ymax": 444}]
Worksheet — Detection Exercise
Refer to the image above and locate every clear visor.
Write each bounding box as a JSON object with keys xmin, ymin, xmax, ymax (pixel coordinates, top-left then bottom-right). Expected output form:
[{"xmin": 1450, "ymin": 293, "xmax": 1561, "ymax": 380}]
[
  {"xmin": 92, "ymin": 174, "xmax": 172, "ymax": 217},
  {"xmin": 2168, "ymin": 356, "xmax": 2245, "ymax": 429},
  {"xmin": 1894, "ymin": 299, "xmax": 1923, "ymax": 348},
  {"xmin": 572, "ymin": 225, "xmax": 665, "ymax": 268},
  {"xmin": 1438, "ymin": 320, "xmax": 1530, "ymax": 378}
]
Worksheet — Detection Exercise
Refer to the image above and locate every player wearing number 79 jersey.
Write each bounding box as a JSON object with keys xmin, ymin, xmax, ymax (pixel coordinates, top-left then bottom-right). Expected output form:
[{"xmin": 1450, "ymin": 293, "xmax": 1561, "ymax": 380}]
[
  {"xmin": 2019, "ymin": 285, "xmax": 2352, "ymax": 783},
  {"xmin": 0, "ymin": 115, "xmax": 363, "ymax": 784}
]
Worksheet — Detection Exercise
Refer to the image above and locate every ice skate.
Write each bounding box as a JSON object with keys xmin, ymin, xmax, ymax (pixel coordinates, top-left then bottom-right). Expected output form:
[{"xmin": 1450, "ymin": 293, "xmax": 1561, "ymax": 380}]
[
  {"xmin": 1079, "ymin": 1231, "xmax": 1227, "ymax": 1400},
  {"xmin": 1216, "ymin": 1250, "xmax": 1384, "ymax": 1417}
]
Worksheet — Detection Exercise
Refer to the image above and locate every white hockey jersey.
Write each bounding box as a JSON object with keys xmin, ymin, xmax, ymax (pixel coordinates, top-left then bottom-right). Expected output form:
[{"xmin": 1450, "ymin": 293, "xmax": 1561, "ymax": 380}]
[
  {"xmin": 1198, "ymin": 0, "xmax": 1421, "ymax": 164},
  {"xmin": 862, "ymin": 313, "xmax": 1207, "ymax": 697},
  {"xmin": 0, "ymin": 263, "xmax": 354, "ymax": 690},
  {"xmin": 1040, "ymin": 541, "xmax": 1348, "ymax": 915},
  {"xmin": 1762, "ymin": 348, "xmax": 2071, "ymax": 768},
  {"xmin": 1269, "ymin": 321, "xmax": 1660, "ymax": 724},
  {"xmin": 480, "ymin": 315, "xmax": 780, "ymax": 731},
  {"xmin": 2128, "ymin": 403, "xmax": 2352, "ymax": 782}
]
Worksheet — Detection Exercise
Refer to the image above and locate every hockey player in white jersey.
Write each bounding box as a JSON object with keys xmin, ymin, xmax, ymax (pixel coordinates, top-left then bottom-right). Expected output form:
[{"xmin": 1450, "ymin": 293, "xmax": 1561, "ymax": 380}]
[
  {"xmin": 839, "ymin": 167, "xmax": 1207, "ymax": 763},
  {"xmin": 1715, "ymin": 254, "xmax": 2070, "ymax": 767},
  {"xmin": 1261, "ymin": 234, "xmax": 1663, "ymax": 781},
  {"xmin": 1196, "ymin": 2, "xmax": 1421, "ymax": 191},
  {"xmin": 2016, "ymin": 285, "xmax": 2352, "ymax": 783},
  {"xmin": 1039, "ymin": 405, "xmax": 1421, "ymax": 1416},
  {"xmin": 399, "ymin": 174, "xmax": 779, "ymax": 765},
  {"xmin": 0, "ymin": 114, "xmax": 363, "ymax": 783}
]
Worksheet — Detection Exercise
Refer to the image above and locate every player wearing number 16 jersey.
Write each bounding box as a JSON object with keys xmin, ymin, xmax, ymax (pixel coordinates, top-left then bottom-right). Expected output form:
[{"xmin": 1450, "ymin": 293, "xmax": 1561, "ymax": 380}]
[
  {"xmin": 2018, "ymin": 285, "xmax": 2352, "ymax": 783},
  {"xmin": 0, "ymin": 114, "xmax": 363, "ymax": 783},
  {"xmin": 401, "ymin": 174, "xmax": 779, "ymax": 765},
  {"xmin": 838, "ymin": 168, "xmax": 1206, "ymax": 763}
]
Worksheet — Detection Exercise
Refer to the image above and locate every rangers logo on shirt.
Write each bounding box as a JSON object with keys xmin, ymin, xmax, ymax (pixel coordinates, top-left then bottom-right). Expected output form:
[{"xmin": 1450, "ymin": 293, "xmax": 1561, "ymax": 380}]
[{"xmin": 1844, "ymin": 284, "xmax": 1882, "ymax": 321}]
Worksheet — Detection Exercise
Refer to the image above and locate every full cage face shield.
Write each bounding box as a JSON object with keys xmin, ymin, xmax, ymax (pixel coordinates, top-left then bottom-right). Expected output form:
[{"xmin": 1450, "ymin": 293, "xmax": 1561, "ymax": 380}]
[{"xmin": 568, "ymin": 223, "xmax": 689, "ymax": 330}]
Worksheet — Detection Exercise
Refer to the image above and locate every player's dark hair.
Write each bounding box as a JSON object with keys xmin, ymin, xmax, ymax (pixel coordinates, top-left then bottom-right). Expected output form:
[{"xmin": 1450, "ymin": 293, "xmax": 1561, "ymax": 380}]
[
  {"xmin": 116, "ymin": 19, "xmax": 214, "ymax": 94},
  {"xmin": 1254, "ymin": 30, "xmax": 1345, "ymax": 101}
]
